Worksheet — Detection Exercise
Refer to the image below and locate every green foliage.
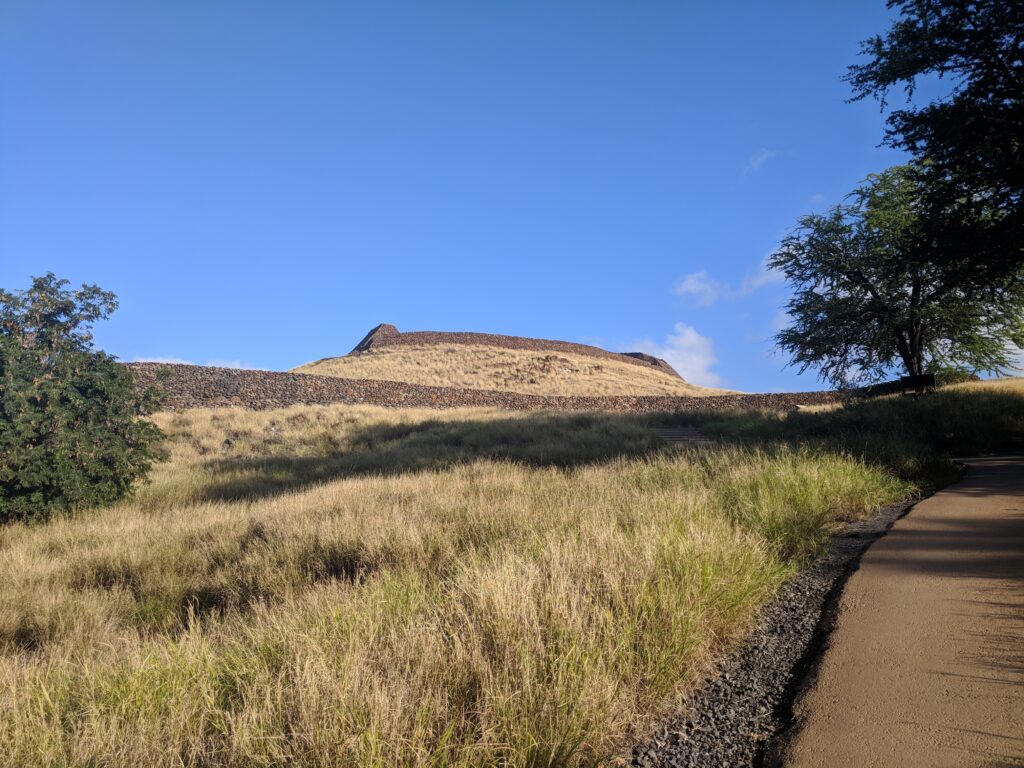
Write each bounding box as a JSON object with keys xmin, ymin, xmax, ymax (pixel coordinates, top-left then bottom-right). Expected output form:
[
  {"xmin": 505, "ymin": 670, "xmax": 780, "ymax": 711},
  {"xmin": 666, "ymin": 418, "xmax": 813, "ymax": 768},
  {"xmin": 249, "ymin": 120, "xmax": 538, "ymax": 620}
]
[
  {"xmin": 770, "ymin": 165, "xmax": 1024, "ymax": 387},
  {"xmin": 846, "ymin": 0, "xmax": 1023, "ymax": 276},
  {"xmin": 0, "ymin": 274, "xmax": 163, "ymax": 523}
]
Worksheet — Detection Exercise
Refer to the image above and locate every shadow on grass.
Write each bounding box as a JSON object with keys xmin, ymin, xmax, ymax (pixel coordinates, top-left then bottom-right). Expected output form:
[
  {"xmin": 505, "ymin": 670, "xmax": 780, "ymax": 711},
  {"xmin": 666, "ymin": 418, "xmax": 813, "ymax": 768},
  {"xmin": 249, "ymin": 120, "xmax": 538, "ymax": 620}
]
[
  {"xmin": 192, "ymin": 385, "xmax": 1024, "ymax": 504},
  {"xmin": 660, "ymin": 386, "xmax": 1024, "ymax": 488},
  {"xmin": 195, "ymin": 411, "xmax": 668, "ymax": 503}
]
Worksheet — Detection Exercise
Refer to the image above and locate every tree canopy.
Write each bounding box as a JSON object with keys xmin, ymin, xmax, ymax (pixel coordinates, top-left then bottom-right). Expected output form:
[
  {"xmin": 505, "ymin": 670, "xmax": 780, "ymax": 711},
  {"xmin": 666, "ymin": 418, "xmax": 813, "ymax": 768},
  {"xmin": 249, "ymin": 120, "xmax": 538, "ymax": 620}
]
[
  {"xmin": 846, "ymin": 0, "xmax": 1024, "ymax": 276},
  {"xmin": 770, "ymin": 166, "xmax": 1024, "ymax": 387},
  {"xmin": 0, "ymin": 274, "xmax": 163, "ymax": 523}
]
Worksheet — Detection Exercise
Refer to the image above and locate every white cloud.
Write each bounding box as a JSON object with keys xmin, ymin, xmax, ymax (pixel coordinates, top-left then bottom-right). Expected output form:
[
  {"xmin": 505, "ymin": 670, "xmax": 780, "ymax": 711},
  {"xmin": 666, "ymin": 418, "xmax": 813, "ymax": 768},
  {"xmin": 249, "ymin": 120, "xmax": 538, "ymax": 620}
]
[
  {"xmin": 675, "ymin": 271, "xmax": 726, "ymax": 306},
  {"xmin": 131, "ymin": 356, "xmax": 260, "ymax": 370},
  {"xmin": 742, "ymin": 148, "xmax": 779, "ymax": 177},
  {"xmin": 738, "ymin": 255, "xmax": 785, "ymax": 294},
  {"xmin": 676, "ymin": 256, "xmax": 784, "ymax": 307},
  {"xmin": 629, "ymin": 323, "xmax": 722, "ymax": 387},
  {"xmin": 810, "ymin": 192, "xmax": 825, "ymax": 205},
  {"xmin": 132, "ymin": 355, "xmax": 193, "ymax": 365}
]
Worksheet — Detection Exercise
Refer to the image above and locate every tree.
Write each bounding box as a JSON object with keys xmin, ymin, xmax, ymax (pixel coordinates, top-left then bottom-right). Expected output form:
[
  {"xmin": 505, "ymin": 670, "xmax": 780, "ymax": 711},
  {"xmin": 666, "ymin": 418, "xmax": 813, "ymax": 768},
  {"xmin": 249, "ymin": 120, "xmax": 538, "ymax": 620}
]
[
  {"xmin": 770, "ymin": 166, "xmax": 1024, "ymax": 387},
  {"xmin": 0, "ymin": 274, "xmax": 163, "ymax": 523},
  {"xmin": 846, "ymin": 0, "xmax": 1024, "ymax": 276}
]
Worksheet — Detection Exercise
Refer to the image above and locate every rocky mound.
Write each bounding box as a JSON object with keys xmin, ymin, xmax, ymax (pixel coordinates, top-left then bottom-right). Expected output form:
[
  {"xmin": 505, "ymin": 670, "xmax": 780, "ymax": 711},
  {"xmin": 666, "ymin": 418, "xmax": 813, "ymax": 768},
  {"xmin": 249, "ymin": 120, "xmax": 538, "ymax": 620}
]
[
  {"xmin": 127, "ymin": 363, "xmax": 839, "ymax": 413},
  {"xmin": 347, "ymin": 324, "xmax": 682, "ymax": 379}
]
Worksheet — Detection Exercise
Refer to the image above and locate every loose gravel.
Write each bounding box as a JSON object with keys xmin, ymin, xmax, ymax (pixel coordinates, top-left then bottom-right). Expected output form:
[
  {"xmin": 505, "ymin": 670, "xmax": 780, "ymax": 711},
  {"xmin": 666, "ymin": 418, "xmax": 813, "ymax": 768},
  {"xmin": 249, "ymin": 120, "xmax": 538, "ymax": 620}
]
[{"xmin": 630, "ymin": 499, "xmax": 919, "ymax": 768}]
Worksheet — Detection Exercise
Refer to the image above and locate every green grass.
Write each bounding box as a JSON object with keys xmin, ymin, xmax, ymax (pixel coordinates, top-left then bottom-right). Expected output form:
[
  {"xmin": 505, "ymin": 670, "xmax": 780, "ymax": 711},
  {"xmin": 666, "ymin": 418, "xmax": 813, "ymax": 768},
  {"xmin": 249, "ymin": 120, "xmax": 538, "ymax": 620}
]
[{"xmin": 0, "ymin": 380, "xmax": 1020, "ymax": 767}]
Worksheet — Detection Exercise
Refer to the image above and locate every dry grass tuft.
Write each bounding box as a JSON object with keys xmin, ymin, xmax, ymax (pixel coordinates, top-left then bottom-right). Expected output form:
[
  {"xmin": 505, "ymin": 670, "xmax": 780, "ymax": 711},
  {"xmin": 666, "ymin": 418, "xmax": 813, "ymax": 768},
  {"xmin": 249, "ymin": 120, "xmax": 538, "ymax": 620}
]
[
  {"xmin": 0, "ymin": 403, "xmax": 920, "ymax": 767},
  {"xmin": 293, "ymin": 344, "xmax": 734, "ymax": 397}
]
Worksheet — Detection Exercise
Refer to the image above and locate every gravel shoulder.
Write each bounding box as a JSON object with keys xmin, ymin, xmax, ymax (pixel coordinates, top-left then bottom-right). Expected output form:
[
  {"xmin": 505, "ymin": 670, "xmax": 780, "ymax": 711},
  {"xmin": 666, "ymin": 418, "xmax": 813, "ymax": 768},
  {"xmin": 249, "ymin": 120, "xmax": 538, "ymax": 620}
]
[{"xmin": 630, "ymin": 497, "xmax": 923, "ymax": 768}]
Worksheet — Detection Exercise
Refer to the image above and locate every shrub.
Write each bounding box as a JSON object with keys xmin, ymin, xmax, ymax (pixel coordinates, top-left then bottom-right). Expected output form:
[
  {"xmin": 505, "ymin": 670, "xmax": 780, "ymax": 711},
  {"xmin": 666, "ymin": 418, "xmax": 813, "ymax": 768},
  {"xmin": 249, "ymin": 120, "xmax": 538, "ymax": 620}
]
[{"xmin": 0, "ymin": 274, "xmax": 163, "ymax": 523}]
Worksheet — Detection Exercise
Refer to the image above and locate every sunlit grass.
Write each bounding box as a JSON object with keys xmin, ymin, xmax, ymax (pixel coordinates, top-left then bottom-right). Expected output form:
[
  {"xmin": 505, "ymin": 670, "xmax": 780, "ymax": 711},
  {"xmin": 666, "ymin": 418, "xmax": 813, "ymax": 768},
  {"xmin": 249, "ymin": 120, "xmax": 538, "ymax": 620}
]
[{"xmin": 3, "ymin": 380, "xmax": 1021, "ymax": 767}]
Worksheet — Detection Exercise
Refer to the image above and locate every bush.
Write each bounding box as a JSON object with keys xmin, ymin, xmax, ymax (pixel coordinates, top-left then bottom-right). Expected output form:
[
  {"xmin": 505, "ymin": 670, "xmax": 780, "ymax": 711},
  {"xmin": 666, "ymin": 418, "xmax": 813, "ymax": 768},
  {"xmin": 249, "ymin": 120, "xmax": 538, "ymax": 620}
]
[{"xmin": 0, "ymin": 274, "xmax": 163, "ymax": 523}]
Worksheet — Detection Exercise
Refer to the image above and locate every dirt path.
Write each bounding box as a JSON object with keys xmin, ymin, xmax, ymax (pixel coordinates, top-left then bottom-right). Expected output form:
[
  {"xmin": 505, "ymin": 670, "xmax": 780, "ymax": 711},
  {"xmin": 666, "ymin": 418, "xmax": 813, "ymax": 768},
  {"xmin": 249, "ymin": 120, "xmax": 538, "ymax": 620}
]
[{"xmin": 773, "ymin": 456, "xmax": 1024, "ymax": 768}]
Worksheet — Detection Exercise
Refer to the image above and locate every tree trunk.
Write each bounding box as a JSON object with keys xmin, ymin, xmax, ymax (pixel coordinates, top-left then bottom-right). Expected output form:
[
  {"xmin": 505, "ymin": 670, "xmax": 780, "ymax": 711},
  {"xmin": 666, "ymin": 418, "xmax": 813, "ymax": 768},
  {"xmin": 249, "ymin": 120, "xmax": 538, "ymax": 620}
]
[
  {"xmin": 909, "ymin": 353, "xmax": 924, "ymax": 377},
  {"xmin": 895, "ymin": 331, "xmax": 921, "ymax": 377}
]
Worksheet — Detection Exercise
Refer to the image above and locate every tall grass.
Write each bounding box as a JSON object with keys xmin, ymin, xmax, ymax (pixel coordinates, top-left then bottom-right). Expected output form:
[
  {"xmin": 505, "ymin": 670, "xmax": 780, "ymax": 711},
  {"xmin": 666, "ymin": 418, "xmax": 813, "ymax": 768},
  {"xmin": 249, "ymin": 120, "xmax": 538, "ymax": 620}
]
[
  {"xmin": 2, "ymin": 381, "xmax": 1019, "ymax": 767},
  {"xmin": 682, "ymin": 377, "xmax": 1024, "ymax": 485}
]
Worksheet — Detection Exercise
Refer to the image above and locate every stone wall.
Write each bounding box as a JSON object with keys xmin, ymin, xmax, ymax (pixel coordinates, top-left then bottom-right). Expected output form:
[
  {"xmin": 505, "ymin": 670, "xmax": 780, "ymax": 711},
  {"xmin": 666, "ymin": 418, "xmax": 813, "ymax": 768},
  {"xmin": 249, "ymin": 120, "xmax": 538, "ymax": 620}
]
[
  {"xmin": 345, "ymin": 324, "xmax": 682, "ymax": 378},
  {"xmin": 127, "ymin": 363, "xmax": 843, "ymax": 413}
]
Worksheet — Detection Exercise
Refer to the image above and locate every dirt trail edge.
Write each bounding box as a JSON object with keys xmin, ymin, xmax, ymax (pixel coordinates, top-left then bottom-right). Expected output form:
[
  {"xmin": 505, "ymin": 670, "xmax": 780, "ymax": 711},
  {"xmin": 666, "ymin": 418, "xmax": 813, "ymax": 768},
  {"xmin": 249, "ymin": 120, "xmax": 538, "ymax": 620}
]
[{"xmin": 768, "ymin": 456, "xmax": 1024, "ymax": 768}]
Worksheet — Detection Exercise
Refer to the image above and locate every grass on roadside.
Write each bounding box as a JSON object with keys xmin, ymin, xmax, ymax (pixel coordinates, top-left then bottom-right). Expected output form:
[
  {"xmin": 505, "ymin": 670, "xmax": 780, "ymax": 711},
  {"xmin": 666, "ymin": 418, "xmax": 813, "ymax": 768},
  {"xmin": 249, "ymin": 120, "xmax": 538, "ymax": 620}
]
[{"xmin": 0, "ymin": 379, "xmax": 1020, "ymax": 767}]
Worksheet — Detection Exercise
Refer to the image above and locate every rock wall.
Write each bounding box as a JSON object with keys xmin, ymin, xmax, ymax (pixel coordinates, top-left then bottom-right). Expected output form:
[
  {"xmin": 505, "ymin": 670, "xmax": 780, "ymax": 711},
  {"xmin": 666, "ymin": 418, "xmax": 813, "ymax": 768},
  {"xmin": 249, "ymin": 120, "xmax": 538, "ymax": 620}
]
[
  {"xmin": 345, "ymin": 323, "xmax": 683, "ymax": 378},
  {"xmin": 127, "ymin": 363, "xmax": 842, "ymax": 413}
]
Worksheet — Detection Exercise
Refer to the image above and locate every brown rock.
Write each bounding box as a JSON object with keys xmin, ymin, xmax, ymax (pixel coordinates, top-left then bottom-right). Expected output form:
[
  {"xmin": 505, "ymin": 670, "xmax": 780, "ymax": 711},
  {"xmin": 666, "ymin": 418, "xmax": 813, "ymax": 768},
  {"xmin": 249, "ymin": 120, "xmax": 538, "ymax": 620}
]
[{"xmin": 125, "ymin": 363, "xmax": 843, "ymax": 414}]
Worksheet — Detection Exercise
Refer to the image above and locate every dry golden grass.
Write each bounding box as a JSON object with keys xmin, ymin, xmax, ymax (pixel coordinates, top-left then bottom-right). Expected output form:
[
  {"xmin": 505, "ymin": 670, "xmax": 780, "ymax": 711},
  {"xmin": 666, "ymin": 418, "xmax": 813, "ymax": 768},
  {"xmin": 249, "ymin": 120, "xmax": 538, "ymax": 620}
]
[
  {"xmin": 0, "ymin": 404, "xmax": 919, "ymax": 767},
  {"xmin": 292, "ymin": 344, "xmax": 734, "ymax": 397},
  {"xmin": 947, "ymin": 375, "xmax": 1024, "ymax": 394}
]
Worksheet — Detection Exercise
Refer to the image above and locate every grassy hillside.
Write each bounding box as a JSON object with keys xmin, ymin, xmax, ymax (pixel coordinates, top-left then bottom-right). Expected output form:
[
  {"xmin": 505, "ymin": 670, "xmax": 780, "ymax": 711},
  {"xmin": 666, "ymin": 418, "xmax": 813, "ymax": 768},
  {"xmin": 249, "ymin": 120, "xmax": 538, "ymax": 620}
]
[
  {"xmin": 293, "ymin": 344, "xmax": 733, "ymax": 397},
  {"xmin": 2, "ymin": 380, "xmax": 1021, "ymax": 767}
]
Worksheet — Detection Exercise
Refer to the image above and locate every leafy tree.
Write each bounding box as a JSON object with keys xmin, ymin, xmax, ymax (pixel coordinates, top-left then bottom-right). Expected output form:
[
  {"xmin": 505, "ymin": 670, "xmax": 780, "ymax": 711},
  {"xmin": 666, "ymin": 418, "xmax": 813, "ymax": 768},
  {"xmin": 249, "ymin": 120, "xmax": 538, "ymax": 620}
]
[
  {"xmin": 846, "ymin": 0, "xmax": 1024, "ymax": 276},
  {"xmin": 0, "ymin": 274, "xmax": 163, "ymax": 523},
  {"xmin": 771, "ymin": 166, "xmax": 1024, "ymax": 387}
]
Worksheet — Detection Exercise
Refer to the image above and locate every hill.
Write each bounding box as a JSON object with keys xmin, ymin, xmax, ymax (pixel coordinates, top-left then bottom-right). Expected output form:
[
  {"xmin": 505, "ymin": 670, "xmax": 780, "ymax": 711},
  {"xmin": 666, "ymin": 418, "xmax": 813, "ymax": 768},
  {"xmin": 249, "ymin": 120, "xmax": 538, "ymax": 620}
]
[
  {"xmin": 9, "ymin": 380, "xmax": 1022, "ymax": 765},
  {"xmin": 292, "ymin": 324, "xmax": 734, "ymax": 397},
  {"xmin": 0, "ymin": 400, "xmax": 912, "ymax": 766}
]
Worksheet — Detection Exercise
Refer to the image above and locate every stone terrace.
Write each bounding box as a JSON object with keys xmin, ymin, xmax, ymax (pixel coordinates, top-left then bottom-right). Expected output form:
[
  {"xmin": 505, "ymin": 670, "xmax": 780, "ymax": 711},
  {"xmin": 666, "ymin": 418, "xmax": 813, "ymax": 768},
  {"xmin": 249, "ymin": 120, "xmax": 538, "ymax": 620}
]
[{"xmin": 128, "ymin": 363, "xmax": 842, "ymax": 413}]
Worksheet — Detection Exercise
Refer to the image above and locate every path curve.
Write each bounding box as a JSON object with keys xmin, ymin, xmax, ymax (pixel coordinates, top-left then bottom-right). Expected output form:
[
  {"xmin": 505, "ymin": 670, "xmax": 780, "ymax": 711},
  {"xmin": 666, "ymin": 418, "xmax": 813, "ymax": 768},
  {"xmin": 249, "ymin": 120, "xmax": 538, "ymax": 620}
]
[{"xmin": 772, "ymin": 456, "xmax": 1024, "ymax": 768}]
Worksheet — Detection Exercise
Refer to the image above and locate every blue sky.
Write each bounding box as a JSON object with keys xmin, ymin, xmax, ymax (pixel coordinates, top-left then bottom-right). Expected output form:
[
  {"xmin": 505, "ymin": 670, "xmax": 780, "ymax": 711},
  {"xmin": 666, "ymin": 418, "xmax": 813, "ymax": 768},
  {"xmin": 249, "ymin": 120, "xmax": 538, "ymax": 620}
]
[{"xmin": 0, "ymin": 1, "xmax": 908, "ymax": 392}]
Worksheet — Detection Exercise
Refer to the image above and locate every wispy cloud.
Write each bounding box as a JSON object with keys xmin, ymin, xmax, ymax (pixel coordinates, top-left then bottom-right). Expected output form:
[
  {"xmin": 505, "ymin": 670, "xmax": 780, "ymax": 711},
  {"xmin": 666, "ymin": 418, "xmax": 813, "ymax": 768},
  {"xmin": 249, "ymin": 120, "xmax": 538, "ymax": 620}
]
[
  {"xmin": 742, "ymin": 148, "xmax": 779, "ymax": 178},
  {"xmin": 628, "ymin": 323, "xmax": 722, "ymax": 387},
  {"xmin": 132, "ymin": 356, "xmax": 261, "ymax": 370},
  {"xmin": 738, "ymin": 255, "xmax": 785, "ymax": 294},
  {"xmin": 675, "ymin": 271, "xmax": 726, "ymax": 307},
  {"xmin": 676, "ymin": 256, "xmax": 784, "ymax": 307},
  {"xmin": 771, "ymin": 309, "xmax": 792, "ymax": 331},
  {"xmin": 132, "ymin": 355, "xmax": 193, "ymax": 365},
  {"xmin": 744, "ymin": 309, "xmax": 791, "ymax": 346}
]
